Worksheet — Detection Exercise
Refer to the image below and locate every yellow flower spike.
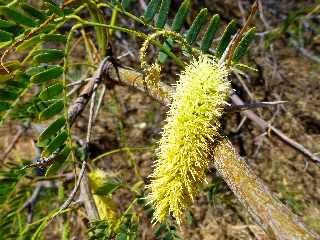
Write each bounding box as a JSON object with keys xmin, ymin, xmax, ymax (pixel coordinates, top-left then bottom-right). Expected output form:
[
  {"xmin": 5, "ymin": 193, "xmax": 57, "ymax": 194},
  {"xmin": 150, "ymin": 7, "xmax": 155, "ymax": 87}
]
[{"xmin": 147, "ymin": 54, "xmax": 230, "ymax": 225}]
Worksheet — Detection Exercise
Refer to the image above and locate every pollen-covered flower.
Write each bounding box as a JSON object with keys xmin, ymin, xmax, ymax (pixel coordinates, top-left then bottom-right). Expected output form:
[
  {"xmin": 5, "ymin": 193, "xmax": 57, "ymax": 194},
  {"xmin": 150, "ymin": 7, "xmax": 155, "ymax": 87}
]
[{"xmin": 147, "ymin": 55, "xmax": 230, "ymax": 224}]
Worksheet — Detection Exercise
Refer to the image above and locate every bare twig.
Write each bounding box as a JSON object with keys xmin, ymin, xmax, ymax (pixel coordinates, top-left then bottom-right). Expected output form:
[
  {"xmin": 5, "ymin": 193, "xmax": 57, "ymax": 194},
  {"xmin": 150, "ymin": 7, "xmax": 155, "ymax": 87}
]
[
  {"xmin": 291, "ymin": 39, "xmax": 320, "ymax": 63},
  {"xmin": 257, "ymin": 0, "xmax": 271, "ymax": 29},
  {"xmin": 1, "ymin": 124, "xmax": 28, "ymax": 161},
  {"xmin": 237, "ymin": 0, "xmax": 246, "ymax": 24},
  {"xmin": 20, "ymin": 182, "xmax": 43, "ymax": 212},
  {"xmin": 47, "ymin": 57, "xmax": 110, "ymax": 223},
  {"xmin": 67, "ymin": 57, "xmax": 112, "ymax": 127},
  {"xmin": 225, "ymin": 100, "xmax": 287, "ymax": 113},
  {"xmin": 21, "ymin": 57, "xmax": 114, "ymax": 228},
  {"xmin": 48, "ymin": 160, "xmax": 87, "ymax": 224},
  {"xmin": 67, "ymin": 77, "xmax": 92, "ymax": 87},
  {"xmin": 80, "ymin": 167, "xmax": 100, "ymax": 220},
  {"xmin": 230, "ymin": 94, "xmax": 320, "ymax": 164},
  {"xmin": 93, "ymin": 84, "xmax": 107, "ymax": 122}
]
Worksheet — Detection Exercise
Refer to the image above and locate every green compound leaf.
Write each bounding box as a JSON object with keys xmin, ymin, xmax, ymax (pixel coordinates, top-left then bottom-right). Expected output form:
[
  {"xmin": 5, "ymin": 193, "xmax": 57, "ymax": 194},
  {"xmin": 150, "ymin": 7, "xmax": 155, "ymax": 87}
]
[
  {"xmin": 0, "ymin": 89, "xmax": 18, "ymax": 101},
  {"xmin": 143, "ymin": 0, "xmax": 161, "ymax": 23},
  {"xmin": 0, "ymin": 6, "xmax": 36, "ymax": 27},
  {"xmin": 43, "ymin": 0, "xmax": 63, "ymax": 16},
  {"xmin": 201, "ymin": 14, "xmax": 220, "ymax": 53},
  {"xmin": 185, "ymin": 8, "xmax": 208, "ymax": 44},
  {"xmin": 0, "ymin": 29, "xmax": 13, "ymax": 42},
  {"xmin": 171, "ymin": 0, "xmax": 190, "ymax": 32},
  {"xmin": 46, "ymin": 145, "xmax": 71, "ymax": 176},
  {"xmin": 0, "ymin": 19, "xmax": 15, "ymax": 28},
  {"xmin": 0, "ymin": 102, "xmax": 10, "ymax": 112},
  {"xmin": 6, "ymin": 80, "xmax": 26, "ymax": 92},
  {"xmin": 16, "ymin": 35, "xmax": 41, "ymax": 53},
  {"xmin": 232, "ymin": 27, "xmax": 256, "ymax": 62},
  {"xmin": 0, "ymin": 60, "xmax": 20, "ymax": 74},
  {"xmin": 33, "ymin": 49, "xmax": 64, "ymax": 63},
  {"xmin": 158, "ymin": 0, "xmax": 190, "ymax": 64},
  {"xmin": 121, "ymin": 0, "xmax": 131, "ymax": 11},
  {"xmin": 32, "ymin": 49, "xmax": 65, "ymax": 56},
  {"xmin": 155, "ymin": 0, "xmax": 171, "ymax": 28},
  {"xmin": 30, "ymin": 66, "xmax": 63, "ymax": 83},
  {"xmin": 215, "ymin": 20, "xmax": 237, "ymax": 59},
  {"xmin": 38, "ymin": 116, "xmax": 66, "ymax": 144},
  {"xmin": 20, "ymin": 3, "xmax": 46, "ymax": 21},
  {"xmin": 39, "ymin": 83, "xmax": 63, "ymax": 100},
  {"xmin": 42, "ymin": 130, "xmax": 68, "ymax": 157},
  {"xmin": 26, "ymin": 65, "xmax": 55, "ymax": 76},
  {"xmin": 39, "ymin": 99, "xmax": 64, "ymax": 121},
  {"xmin": 40, "ymin": 34, "xmax": 67, "ymax": 44}
]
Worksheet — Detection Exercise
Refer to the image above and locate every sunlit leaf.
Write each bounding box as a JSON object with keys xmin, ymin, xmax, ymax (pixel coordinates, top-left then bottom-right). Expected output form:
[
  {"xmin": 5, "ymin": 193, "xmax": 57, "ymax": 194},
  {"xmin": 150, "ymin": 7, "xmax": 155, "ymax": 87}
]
[
  {"xmin": 30, "ymin": 66, "xmax": 63, "ymax": 83},
  {"xmin": 42, "ymin": 130, "xmax": 68, "ymax": 156},
  {"xmin": 38, "ymin": 116, "xmax": 66, "ymax": 144},
  {"xmin": 39, "ymin": 99, "xmax": 64, "ymax": 120}
]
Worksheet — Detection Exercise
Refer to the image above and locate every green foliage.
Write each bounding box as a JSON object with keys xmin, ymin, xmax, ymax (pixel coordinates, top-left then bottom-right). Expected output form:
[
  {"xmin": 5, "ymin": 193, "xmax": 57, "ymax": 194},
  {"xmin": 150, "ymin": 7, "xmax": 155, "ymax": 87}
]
[
  {"xmin": 39, "ymin": 83, "xmax": 63, "ymax": 100},
  {"xmin": 158, "ymin": 0, "xmax": 190, "ymax": 63},
  {"xmin": 38, "ymin": 116, "xmax": 66, "ymax": 144},
  {"xmin": 171, "ymin": 0, "xmax": 191, "ymax": 32},
  {"xmin": 143, "ymin": 0, "xmax": 161, "ymax": 23},
  {"xmin": 20, "ymin": 2, "xmax": 46, "ymax": 21},
  {"xmin": 200, "ymin": 14, "xmax": 220, "ymax": 52},
  {"xmin": 215, "ymin": 20, "xmax": 237, "ymax": 58},
  {"xmin": 88, "ymin": 214, "xmax": 138, "ymax": 240},
  {"xmin": 185, "ymin": 8, "xmax": 208, "ymax": 44},
  {"xmin": 32, "ymin": 49, "xmax": 64, "ymax": 63},
  {"xmin": 155, "ymin": 0, "xmax": 171, "ymax": 28},
  {"xmin": 121, "ymin": 0, "xmax": 131, "ymax": 11},
  {"xmin": 0, "ymin": 28, "xmax": 12, "ymax": 41},
  {"xmin": 16, "ymin": 35, "xmax": 42, "ymax": 53},
  {"xmin": 46, "ymin": 145, "xmax": 71, "ymax": 176},
  {"xmin": 232, "ymin": 27, "xmax": 256, "ymax": 62},
  {"xmin": 30, "ymin": 66, "xmax": 63, "ymax": 83},
  {"xmin": 0, "ymin": 0, "xmax": 256, "ymax": 238},
  {"xmin": 42, "ymin": 130, "xmax": 68, "ymax": 156},
  {"xmin": 94, "ymin": 179, "xmax": 122, "ymax": 196},
  {"xmin": 39, "ymin": 99, "xmax": 64, "ymax": 120},
  {"xmin": 40, "ymin": 33, "xmax": 67, "ymax": 44},
  {"xmin": 0, "ymin": 6, "xmax": 36, "ymax": 27}
]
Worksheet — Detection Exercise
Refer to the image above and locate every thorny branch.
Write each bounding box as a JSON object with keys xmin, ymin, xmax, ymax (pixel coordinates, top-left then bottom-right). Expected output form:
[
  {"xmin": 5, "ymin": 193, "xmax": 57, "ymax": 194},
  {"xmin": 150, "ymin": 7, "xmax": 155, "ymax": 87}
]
[
  {"xmin": 107, "ymin": 66, "xmax": 320, "ymax": 164},
  {"xmin": 105, "ymin": 66, "xmax": 319, "ymax": 238},
  {"xmin": 225, "ymin": 100, "xmax": 287, "ymax": 113},
  {"xmin": 19, "ymin": 51, "xmax": 319, "ymax": 237},
  {"xmin": 28, "ymin": 57, "xmax": 113, "ymax": 168},
  {"xmin": 230, "ymin": 94, "xmax": 320, "ymax": 164},
  {"xmin": 45, "ymin": 57, "xmax": 113, "ymax": 223}
]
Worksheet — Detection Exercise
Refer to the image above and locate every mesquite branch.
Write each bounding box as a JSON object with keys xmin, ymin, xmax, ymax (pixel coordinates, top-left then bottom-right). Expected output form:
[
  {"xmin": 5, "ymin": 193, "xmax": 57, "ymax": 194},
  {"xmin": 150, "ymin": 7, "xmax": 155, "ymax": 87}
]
[
  {"xmin": 108, "ymin": 67, "xmax": 320, "ymax": 164},
  {"xmin": 28, "ymin": 58, "xmax": 318, "ymax": 237},
  {"xmin": 105, "ymin": 65, "xmax": 319, "ymax": 238}
]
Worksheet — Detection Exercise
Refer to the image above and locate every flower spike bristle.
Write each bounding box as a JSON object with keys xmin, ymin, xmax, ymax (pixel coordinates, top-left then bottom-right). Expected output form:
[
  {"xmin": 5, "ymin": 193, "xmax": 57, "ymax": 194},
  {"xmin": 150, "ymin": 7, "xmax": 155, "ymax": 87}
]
[{"xmin": 147, "ymin": 54, "xmax": 230, "ymax": 225}]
